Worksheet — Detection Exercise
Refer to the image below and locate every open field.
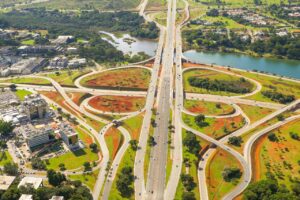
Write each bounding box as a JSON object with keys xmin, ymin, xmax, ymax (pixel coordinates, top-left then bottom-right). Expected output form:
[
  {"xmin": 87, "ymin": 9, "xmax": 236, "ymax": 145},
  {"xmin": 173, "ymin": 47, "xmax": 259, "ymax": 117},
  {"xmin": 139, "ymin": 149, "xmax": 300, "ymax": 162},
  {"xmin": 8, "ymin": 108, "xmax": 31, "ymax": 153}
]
[
  {"xmin": 238, "ymin": 104, "xmax": 275, "ymax": 123},
  {"xmin": 15, "ymin": 89, "xmax": 32, "ymax": 100},
  {"xmin": 0, "ymin": 151, "xmax": 13, "ymax": 166},
  {"xmin": 69, "ymin": 169, "xmax": 100, "ymax": 191},
  {"xmin": 183, "ymin": 68, "xmax": 254, "ymax": 96},
  {"xmin": 206, "ymin": 148, "xmax": 243, "ymax": 200},
  {"xmin": 184, "ymin": 99, "xmax": 235, "ymax": 116},
  {"xmin": 109, "ymin": 114, "xmax": 144, "ymax": 199},
  {"xmin": 21, "ymin": 39, "xmax": 35, "ymax": 45},
  {"xmin": 182, "ymin": 112, "xmax": 245, "ymax": 139},
  {"xmin": 42, "ymin": 69, "xmax": 91, "ymax": 87},
  {"xmin": 68, "ymin": 92, "xmax": 91, "ymax": 106},
  {"xmin": 80, "ymin": 68, "xmax": 151, "ymax": 91},
  {"xmin": 252, "ymin": 119, "xmax": 300, "ymax": 189},
  {"xmin": 104, "ymin": 127, "xmax": 123, "ymax": 160},
  {"xmin": 230, "ymin": 111, "xmax": 296, "ymax": 153},
  {"xmin": 232, "ymin": 69, "xmax": 300, "ymax": 103},
  {"xmin": 1, "ymin": 77, "xmax": 51, "ymax": 85},
  {"xmin": 46, "ymin": 145, "xmax": 99, "ymax": 171},
  {"xmin": 88, "ymin": 95, "xmax": 145, "ymax": 113},
  {"xmin": 146, "ymin": 0, "xmax": 167, "ymax": 11}
]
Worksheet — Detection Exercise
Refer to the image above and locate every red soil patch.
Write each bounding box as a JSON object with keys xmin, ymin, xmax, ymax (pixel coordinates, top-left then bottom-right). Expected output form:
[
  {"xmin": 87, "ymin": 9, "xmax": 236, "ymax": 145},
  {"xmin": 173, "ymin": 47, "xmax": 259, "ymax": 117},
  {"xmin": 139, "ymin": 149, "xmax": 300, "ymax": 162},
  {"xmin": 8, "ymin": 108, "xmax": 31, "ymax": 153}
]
[
  {"xmin": 68, "ymin": 92, "xmax": 88, "ymax": 106},
  {"xmin": 89, "ymin": 95, "xmax": 145, "ymax": 113},
  {"xmin": 252, "ymin": 135, "xmax": 267, "ymax": 181},
  {"xmin": 189, "ymin": 105, "xmax": 206, "ymax": 113},
  {"xmin": 105, "ymin": 127, "xmax": 123, "ymax": 159},
  {"xmin": 182, "ymin": 62, "xmax": 206, "ymax": 68},
  {"xmin": 83, "ymin": 68, "xmax": 151, "ymax": 90}
]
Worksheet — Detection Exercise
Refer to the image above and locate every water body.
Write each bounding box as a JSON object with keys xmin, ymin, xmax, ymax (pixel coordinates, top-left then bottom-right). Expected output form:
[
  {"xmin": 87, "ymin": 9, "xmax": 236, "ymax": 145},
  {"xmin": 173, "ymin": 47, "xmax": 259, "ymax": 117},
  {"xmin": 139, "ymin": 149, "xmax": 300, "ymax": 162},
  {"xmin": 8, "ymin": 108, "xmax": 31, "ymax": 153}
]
[
  {"xmin": 183, "ymin": 50, "xmax": 300, "ymax": 79},
  {"xmin": 100, "ymin": 31, "xmax": 157, "ymax": 57}
]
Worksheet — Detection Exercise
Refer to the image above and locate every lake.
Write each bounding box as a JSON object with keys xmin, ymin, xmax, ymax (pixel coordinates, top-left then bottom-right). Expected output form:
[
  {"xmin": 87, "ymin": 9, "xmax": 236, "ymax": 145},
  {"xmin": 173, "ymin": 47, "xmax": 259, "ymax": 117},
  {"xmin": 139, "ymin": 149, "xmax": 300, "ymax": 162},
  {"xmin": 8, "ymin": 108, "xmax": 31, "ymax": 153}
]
[
  {"xmin": 100, "ymin": 31, "xmax": 158, "ymax": 57},
  {"xmin": 183, "ymin": 50, "xmax": 300, "ymax": 79}
]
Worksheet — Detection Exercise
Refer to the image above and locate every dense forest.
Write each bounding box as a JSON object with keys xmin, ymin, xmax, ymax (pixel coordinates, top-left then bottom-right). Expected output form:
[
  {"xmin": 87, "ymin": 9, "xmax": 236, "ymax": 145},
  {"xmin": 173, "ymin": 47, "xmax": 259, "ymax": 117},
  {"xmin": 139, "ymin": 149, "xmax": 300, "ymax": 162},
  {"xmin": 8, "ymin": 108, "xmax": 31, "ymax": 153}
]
[
  {"xmin": 0, "ymin": 8, "xmax": 159, "ymax": 39},
  {"xmin": 183, "ymin": 29, "xmax": 300, "ymax": 60}
]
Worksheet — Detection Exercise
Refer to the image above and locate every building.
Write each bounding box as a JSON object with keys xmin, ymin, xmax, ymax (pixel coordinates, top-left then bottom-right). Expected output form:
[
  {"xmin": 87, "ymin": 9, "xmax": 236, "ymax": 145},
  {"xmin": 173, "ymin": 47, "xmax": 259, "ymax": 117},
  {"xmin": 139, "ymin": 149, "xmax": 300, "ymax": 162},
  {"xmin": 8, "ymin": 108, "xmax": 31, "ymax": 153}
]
[
  {"xmin": 0, "ymin": 58, "xmax": 47, "ymax": 77},
  {"xmin": 23, "ymin": 94, "xmax": 48, "ymax": 120},
  {"xmin": 68, "ymin": 58, "xmax": 86, "ymax": 68},
  {"xmin": 19, "ymin": 124, "xmax": 52, "ymax": 148},
  {"xmin": 18, "ymin": 45, "xmax": 56, "ymax": 55},
  {"xmin": 52, "ymin": 35, "xmax": 74, "ymax": 44},
  {"xmin": 19, "ymin": 195, "xmax": 33, "ymax": 200},
  {"xmin": 59, "ymin": 123, "xmax": 79, "ymax": 147},
  {"xmin": 18, "ymin": 177, "xmax": 43, "ymax": 189},
  {"xmin": 49, "ymin": 56, "xmax": 68, "ymax": 68},
  {"xmin": 49, "ymin": 196, "xmax": 64, "ymax": 200},
  {"xmin": 0, "ymin": 176, "xmax": 16, "ymax": 191}
]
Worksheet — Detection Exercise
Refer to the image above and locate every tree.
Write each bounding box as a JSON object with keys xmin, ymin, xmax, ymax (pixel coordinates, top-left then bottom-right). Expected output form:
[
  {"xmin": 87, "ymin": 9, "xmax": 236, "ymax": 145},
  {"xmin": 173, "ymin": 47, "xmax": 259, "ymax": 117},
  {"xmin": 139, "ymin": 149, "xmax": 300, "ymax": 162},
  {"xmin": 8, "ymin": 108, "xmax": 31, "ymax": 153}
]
[
  {"xmin": 31, "ymin": 157, "xmax": 46, "ymax": 170},
  {"xmin": 3, "ymin": 162, "xmax": 18, "ymax": 175},
  {"xmin": 83, "ymin": 162, "xmax": 91, "ymax": 171},
  {"xmin": 183, "ymin": 132, "xmax": 201, "ymax": 156},
  {"xmin": 182, "ymin": 191, "xmax": 196, "ymax": 200},
  {"xmin": 222, "ymin": 167, "xmax": 242, "ymax": 182},
  {"xmin": 9, "ymin": 84, "xmax": 16, "ymax": 91},
  {"xmin": 289, "ymin": 132, "xmax": 299, "ymax": 140},
  {"xmin": 116, "ymin": 167, "xmax": 134, "ymax": 197},
  {"xmin": 180, "ymin": 174, "xmax": 196, "ymax": 191},
  {"xmin": 148, "ymin": 136, "xmax": 156, "ymax": 146},
  {"xmin": 195, "ymin": 114, "xmax": 208, "ymax": 127},
  {"xmin": 228, "ymin": 136, "xmax": 243, "ymax": 146},
  {"xmin": 89, "ymin": 143, "xmax": 98, "ymax": 152},
  {"xmin": 47, "ymin": 169, "xmax": 66, "ymax": 186},
  {"xmin": 1, "ymin": 186, "xmax": 20, "ymax": 200},
  {"xmin": 268, "ymin": 133, "xmax": 278, "ymax": 142},
  {"xmin": 0, "ymin": 120, "xmax": 14, "ymax": 137},
  {"xmin": 129, "ymin": 140, "xmax": 138, "ymax": 151}
]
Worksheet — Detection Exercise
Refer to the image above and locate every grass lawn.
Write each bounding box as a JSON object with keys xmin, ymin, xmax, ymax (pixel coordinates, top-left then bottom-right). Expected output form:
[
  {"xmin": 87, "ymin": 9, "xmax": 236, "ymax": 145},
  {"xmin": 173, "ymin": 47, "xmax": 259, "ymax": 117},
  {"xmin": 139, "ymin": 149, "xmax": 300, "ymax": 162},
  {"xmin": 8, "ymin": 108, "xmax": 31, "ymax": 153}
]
[
  {"xmin": 15, "ymin": 89, "xmax": 32, "ymax": 100},
  {"xmin": 206, "ymin": 148, "xmax": 243, "ymax": 200},
  {"xmin": 42, "ymin": 69, "xmax": 91, "ymax": 87},
  {"xmin": 182, "ymin": 112, "xmax": 245, "ymax": 139},
  {"xmin": 0, "ymin": 151, "xmax": 13, "ymax": 166},
  {"xmin": 89, "ymin": 95, "xmax": 145, "ymax": 113},
  {"xmin": 183, "ymin": 68, "xmax": 254, "ymax": 96},
  {"xmin": 104, "ymin": 127, "xmax": 124, "ymax": 160},
  {"xmin": 2, "ymin": 77, "xmax": 51, "ymax": 85},
  {"xmin": 46, "ymin": 146, "xmax": 99, "ymax": 171},
  {"xmin": 80, "ymin": 67, "xmax": 151, "ymax": 91},
  {"xmin": 238, "ymin": 104, "xmax": 275, "ymax": 123},
  {"xmin": 184, "ymin": 99, "xmax": 235, "ymax": 116},
  {"xmin": 21, "ymin": 39, "xmax": 35, "ymax": 45},
  {"xmin": 232, "ymin": 70, "xmax": 300, "ymax": 103},
  {"xmin": 253, "ymin": 119, "xmax": 300, "ymax": 189},
  {"xmin": 108, "ymin": 114, "xmax": 144, "ymax": 199},
  {"xmin": 69, "ymin": 169, "xmax": 100, "ymax": 190}
]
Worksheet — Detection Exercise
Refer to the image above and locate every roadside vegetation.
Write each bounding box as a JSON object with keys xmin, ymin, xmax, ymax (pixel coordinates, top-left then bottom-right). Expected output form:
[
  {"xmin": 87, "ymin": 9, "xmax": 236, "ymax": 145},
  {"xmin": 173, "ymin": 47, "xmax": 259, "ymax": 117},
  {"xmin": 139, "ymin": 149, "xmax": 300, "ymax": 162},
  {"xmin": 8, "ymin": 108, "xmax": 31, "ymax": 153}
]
[{"xmin": 238, "ymin": 104, "xmax": 274, "ymax": 123}]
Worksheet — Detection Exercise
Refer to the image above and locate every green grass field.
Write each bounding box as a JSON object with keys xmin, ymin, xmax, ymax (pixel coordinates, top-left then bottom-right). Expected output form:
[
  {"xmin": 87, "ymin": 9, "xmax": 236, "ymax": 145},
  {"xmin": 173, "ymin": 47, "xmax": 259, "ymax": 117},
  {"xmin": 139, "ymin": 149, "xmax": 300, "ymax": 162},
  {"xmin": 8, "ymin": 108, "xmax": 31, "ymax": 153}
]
[
  {"xmin": 42, "ymin": 69, "xmax": 91, "ymax": 87},
  {"xmin": 69, "ymin": 169, "xmax": 100, "ymax": 190},
  {"xmin": 182, "ymin": 112, "xmax": 245, "ymax": 139},
  {"xmin": 21, "ymin": 39, "xmax": 35, "ymax": 45},
  {"xmin": 238, "ymin": 104, "xmax": 275, "ymax": 123},
  {"xmin": 15, "ymin": 89, "xmax": 32, "ymax": 100},
  {"xmin": 183, "ymin": 68, "xmax": 254, "ymax": 96},
  {"xmin": 0, "ymin": 151, "xmax": 13, "ymax": 166},
  {"xmin": 232, "ymin": 70, "xmax": 300, "ymax": 103},
  {"xmin": 184, "ymin": 100, "xmax": 235, "ymax": 116},
  {"xmin": 206, "ymin": 148, "xmax": 242, "ymax": 200},
  {"xmin": 2, "ymin": 77, "xmax": 51, "ymax": 85}
]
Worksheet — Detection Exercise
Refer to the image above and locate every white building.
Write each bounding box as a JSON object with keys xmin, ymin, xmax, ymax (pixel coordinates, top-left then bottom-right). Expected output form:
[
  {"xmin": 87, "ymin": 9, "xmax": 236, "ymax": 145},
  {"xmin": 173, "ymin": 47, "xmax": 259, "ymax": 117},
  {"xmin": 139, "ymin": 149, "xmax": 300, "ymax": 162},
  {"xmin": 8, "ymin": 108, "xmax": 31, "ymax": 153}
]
[
  {"xmin": 49, "ymin": 56, "xmax": 68, "ymax": 68},
  {"xmin": 19, "ymin": 124, "xmax": 52, "ymax": 148},
  {"xmin": 52, "ymin": 35, "xmax": 74, "ymax": 44},
  {"xmin": 68, "ymin": 58, "xmax": 86, "ymax": 68},
  {"xmin": 59, "ymin": 123, "xmax": 79, "ymax": 148},
  {"xmin": 19, "ymin": 195, "xmax": 33, "ymax": 200},
  {"xmin": 0, "ymin": 176, "xmax": 16, "ymax": 191},
  {"xmin": 18, "ymin": 177, "xmax": 43, "ymax": 189}
]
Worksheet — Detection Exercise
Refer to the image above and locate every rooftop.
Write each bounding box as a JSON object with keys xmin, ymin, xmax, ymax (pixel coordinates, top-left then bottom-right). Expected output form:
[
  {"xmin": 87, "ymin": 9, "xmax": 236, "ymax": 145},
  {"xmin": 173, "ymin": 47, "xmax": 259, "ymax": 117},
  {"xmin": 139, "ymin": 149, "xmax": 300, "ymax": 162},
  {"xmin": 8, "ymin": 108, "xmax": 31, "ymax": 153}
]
[
  {"xmin": 18, "ymin": 177, "xmax": 43, "ymax": 189},
  {"xmin": 19, "ymin": 194, "xmax": 33, "ymax": 200},
  {"xmin": 0, "ymin": 176, "xmax": 16, "ymax": 190}
]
